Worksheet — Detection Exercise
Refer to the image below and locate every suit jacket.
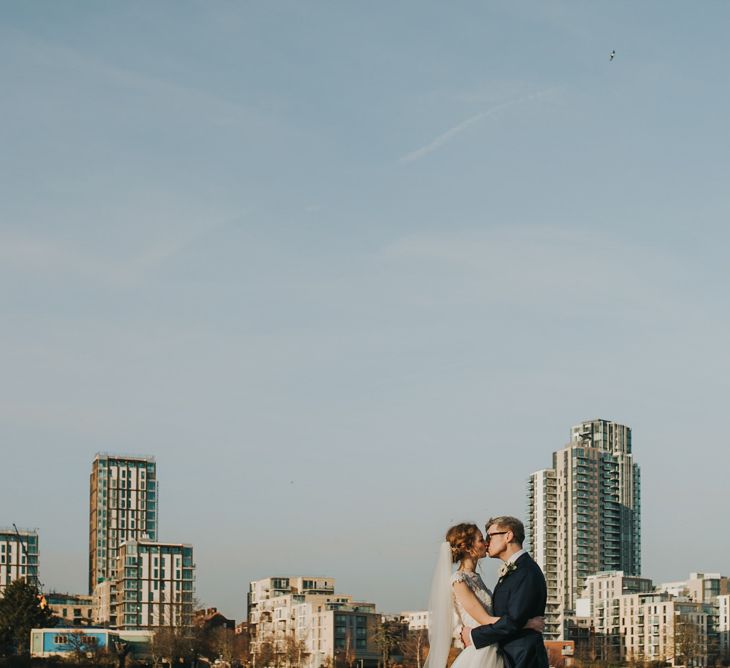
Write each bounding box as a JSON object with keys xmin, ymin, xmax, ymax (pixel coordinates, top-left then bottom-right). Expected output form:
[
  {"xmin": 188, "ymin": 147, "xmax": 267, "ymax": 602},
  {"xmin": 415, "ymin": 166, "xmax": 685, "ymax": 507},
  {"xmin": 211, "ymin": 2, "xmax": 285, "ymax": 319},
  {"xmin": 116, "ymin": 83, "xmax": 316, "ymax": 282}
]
[{"xmin": 471, "ymin": 553, "xmax": 548, "ymax": 668}]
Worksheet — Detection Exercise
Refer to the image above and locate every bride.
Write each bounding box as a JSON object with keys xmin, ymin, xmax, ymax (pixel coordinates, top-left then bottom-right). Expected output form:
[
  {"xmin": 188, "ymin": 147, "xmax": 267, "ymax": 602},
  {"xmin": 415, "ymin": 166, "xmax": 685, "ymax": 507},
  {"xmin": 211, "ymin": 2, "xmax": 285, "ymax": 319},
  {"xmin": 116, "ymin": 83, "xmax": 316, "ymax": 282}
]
[{"xmin": 423, "ymin": 523, "xmax": 543, "ymax": 668}]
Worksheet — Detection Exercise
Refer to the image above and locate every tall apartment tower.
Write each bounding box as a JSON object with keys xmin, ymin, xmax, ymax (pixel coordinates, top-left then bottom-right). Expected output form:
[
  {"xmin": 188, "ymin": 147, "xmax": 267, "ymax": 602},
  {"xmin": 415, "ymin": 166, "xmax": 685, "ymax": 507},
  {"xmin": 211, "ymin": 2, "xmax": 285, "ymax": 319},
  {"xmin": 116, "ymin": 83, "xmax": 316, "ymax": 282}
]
[
  {"xmin": 88, "ymin": 454, "xmax": 158, "ymax": 594},
  {"xmin": 0, "ymin": 528, "xmax": 39, "ymax": 592},
  {"xmin": 526, "ymin": 419, "xmax": 641, "ymax": 639}
]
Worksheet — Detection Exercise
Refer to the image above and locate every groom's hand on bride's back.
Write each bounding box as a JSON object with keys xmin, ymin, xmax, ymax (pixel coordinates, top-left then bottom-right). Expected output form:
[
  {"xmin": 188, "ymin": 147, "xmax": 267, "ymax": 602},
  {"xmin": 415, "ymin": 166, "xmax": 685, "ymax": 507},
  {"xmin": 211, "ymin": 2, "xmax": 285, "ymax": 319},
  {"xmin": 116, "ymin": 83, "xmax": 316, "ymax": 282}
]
[
  {"xmin": 460, "ymin": 625, "xmax": 473, "ymax": 647},
  {"xmin": 523, "ymin": 616, "xmax": 545, "ymax": 633}
]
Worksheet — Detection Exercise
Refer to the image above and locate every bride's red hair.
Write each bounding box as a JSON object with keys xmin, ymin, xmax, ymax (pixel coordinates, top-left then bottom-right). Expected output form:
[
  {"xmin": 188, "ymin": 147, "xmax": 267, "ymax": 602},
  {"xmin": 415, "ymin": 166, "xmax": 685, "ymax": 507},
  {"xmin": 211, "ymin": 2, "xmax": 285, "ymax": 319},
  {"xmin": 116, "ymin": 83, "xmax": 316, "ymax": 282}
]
[{"xmin": 445, "ymin": 523, "xmax": 481, "ymax": 563}]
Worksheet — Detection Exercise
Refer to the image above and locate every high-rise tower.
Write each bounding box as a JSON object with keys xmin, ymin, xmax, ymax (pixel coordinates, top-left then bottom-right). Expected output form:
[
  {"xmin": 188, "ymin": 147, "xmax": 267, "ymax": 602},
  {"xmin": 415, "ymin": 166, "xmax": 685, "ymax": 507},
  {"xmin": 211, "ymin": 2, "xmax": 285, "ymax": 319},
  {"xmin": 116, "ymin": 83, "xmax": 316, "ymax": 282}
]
[
  {"xmin": 526, "ymin": 419, "xmax": 641, "ymax": 639},
  {"xmin": 0, "ymin": 528, "xmax": 39, "ymax": 592},
  {"xmin": 89, "ymin": 454, "xmax": 158, "ymax": 594}
]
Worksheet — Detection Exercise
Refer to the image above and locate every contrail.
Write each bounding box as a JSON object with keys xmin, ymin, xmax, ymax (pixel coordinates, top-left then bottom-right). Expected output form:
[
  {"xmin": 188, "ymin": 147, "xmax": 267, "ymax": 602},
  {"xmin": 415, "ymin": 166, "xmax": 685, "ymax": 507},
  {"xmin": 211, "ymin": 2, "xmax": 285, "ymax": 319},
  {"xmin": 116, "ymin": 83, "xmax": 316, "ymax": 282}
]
[{"xmin": 399, "ymin": 88, "xmax": 556, "ymax": 164}]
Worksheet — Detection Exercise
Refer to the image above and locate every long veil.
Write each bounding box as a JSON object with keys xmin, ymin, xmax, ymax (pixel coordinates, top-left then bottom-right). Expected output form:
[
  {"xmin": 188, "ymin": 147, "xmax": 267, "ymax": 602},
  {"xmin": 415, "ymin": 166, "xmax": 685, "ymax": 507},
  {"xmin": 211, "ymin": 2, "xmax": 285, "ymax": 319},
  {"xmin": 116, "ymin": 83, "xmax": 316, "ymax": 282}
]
[{"xmin": 423, "ymin": 541, "xmax": 454, "ymax": 668}]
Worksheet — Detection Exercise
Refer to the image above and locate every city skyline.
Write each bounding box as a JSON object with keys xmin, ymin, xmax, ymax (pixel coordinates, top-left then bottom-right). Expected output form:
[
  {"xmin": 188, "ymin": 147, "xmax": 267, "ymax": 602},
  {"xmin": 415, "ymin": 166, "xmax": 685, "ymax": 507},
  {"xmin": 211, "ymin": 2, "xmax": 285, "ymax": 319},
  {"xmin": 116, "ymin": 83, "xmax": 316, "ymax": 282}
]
[{"xmin": 3, "ymin": 1, "xmax": 730, "ymax": 622}]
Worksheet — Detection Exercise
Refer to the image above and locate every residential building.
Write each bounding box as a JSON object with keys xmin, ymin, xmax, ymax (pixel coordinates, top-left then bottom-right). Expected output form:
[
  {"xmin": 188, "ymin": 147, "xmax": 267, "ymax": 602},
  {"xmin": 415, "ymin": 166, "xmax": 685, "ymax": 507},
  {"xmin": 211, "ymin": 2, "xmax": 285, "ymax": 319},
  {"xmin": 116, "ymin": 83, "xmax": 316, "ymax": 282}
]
[
  {"xmin": 89, "ymin": 453, "xmax": 158, "ymax": 595},
  {"xmin": 718, "ymin": 595, "xmax": 730, "ymax": 659},
  {"xmin": 112, "ymin": 538, "xmax": 194, "ymax": 630},
  {"xmin": 657, "ymin": 572, "xmax": 729, "ymax": 664},
  {"xmin": 574, "ymin": 571, "xmax": 653, "ymax": 661},
  {"xmin": 526, "ymin": 469, "xmax": 559, "ymax": 637},
  {"xmin": 248, "ymin": 576, "xmax": 380, "ymax": 668},
  {"xmin": 93, "ymin": 581, "xmax": 113, "ymax": 626},
  {"xmin": 45, "ymin": 593, "xmax": 94, "ymax": 626},
  {"xmin": 526, "ymin": 419, "xmax": 641, "ymax": 639},
  {"xmin": 0, "ymin": 527, "xmax": 39, "ymax": 591},
  {"xmin": 400, "ymin": 610, "xmax": 429, "ymax": 630},
  {"xmin": 620, "ymin": 592, "xmax": 711, "ymax": 667},
  {"xmin": 657, "ymin": 572, "xmax": 730, "ymax": 604},
  {"xmin": 30, "ymin": 627, "xmax": 153, "ymax": 660}
]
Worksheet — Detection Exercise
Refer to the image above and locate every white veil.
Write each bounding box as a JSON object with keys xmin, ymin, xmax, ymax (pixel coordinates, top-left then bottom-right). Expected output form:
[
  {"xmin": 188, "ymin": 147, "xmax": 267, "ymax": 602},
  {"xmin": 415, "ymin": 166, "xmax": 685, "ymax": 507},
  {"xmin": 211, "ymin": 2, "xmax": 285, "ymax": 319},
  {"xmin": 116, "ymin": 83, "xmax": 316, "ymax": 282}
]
[{"xmin": 423, "ymin": 541, "xmax": 454, "ymax": 668}]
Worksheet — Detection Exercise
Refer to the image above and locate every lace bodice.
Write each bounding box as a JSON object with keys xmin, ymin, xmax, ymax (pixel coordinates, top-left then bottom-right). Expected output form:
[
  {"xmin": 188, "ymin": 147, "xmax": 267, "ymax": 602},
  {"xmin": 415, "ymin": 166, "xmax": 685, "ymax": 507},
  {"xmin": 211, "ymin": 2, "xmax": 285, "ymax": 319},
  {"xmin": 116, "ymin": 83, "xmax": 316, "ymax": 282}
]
[{"xmin": 451, "ymin": 570, "xmax": 494, "ymax": 627}]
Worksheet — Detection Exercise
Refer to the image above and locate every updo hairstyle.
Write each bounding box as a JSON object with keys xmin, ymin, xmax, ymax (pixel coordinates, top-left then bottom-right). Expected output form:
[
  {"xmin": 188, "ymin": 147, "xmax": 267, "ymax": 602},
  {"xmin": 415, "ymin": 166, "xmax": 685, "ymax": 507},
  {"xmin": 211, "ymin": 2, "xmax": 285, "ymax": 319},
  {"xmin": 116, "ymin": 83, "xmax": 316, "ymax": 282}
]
[{"xmin": 445, "ymin": 522, "xmax": 482, "ymax": 564}]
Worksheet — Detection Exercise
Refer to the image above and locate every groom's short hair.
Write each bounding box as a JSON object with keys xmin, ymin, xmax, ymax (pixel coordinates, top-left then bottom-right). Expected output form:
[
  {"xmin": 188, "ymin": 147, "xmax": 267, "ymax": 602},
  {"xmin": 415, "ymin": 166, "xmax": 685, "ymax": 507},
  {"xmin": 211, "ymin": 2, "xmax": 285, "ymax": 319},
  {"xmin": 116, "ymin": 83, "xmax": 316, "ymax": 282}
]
[{"xmin": 487, "ymin": 516, "xmax": 525, "ymax": 546}]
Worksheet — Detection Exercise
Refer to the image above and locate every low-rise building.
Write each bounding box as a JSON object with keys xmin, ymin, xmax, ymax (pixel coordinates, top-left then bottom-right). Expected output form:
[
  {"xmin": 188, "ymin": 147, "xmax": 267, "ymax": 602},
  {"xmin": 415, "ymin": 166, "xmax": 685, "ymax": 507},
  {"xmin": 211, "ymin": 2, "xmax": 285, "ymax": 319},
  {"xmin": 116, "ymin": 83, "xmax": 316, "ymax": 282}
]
[
  {"xmin": 620, "ymin": 592, "xmax": 710, "ymax": 666},
  {"xmin": 30, "ymin": 627, "xmax": 153, "ymax": 660},
  {"xmin": 46, "ymin": 593, "xmax": 94, "ymax": 627},
  {"xmin": 400, "ymin": 610, "xmax": 429, "ymax": 630},
  {"xmin": 248, "ymin": 576, "xmax": 379, "ymax": 668},
  {"xmin": 573, "ymin": 570, "xmax": 653, "ymax": 661}
]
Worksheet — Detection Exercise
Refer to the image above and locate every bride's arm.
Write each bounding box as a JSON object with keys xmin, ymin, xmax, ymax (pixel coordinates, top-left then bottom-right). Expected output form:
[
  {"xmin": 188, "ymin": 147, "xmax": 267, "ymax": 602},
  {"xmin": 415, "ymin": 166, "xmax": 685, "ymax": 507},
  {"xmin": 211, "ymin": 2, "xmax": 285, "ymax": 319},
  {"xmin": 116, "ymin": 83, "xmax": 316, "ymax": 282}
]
[
  {"xmin": 452, "ymin": 581, "xmax": 499, "ymax": 626},
  {"xmin": 453, "ymin": 582, "xmax": 545, "ymax": 632}
]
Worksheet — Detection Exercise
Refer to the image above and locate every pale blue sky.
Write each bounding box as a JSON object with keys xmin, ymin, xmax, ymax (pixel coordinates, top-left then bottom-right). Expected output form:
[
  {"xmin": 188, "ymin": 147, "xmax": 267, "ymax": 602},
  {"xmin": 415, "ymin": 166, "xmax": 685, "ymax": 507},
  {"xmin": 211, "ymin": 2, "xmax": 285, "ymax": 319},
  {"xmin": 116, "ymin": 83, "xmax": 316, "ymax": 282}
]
[{"xmin": 2, "ymin": 2, "xmax": 730, "ymax": 621}]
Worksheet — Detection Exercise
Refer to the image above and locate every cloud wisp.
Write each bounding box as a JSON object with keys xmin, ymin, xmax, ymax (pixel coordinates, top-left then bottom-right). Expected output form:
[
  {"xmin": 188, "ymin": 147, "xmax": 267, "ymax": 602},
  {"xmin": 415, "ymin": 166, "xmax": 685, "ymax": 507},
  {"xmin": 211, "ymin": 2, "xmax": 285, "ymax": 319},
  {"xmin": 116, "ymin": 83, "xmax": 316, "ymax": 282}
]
[{"xmin": 399, "ymin": 87, "xmax": 557, "ymax": 164}]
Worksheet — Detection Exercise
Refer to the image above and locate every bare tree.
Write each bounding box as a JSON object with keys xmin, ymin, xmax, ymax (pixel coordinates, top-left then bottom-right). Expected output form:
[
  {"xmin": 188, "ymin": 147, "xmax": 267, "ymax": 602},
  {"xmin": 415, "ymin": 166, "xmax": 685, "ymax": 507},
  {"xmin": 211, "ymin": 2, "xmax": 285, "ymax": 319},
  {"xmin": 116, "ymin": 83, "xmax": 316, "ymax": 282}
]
[
  {"xmin": 284, "ymin": 633, "xmax": 310, "ymax": 668},
  {"xmin": 672, "ymin": 618, "xmax": 706, "ymax": 668},
  {"xmin": 152, "ymin": 625, "xmax": 194, "ymax": 666},
  {"xmin": 400, "ymin": 629, "xmax": 428, "ymax": 668}
]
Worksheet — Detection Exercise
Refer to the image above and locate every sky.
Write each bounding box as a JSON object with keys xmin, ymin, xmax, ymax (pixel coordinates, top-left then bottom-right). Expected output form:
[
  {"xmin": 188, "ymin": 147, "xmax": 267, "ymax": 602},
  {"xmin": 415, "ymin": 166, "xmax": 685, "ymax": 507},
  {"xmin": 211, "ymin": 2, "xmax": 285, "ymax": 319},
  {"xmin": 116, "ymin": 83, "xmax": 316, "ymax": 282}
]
[{"xmin": 2, "ymin": 1, "xmax": 730, "ymax": 622}]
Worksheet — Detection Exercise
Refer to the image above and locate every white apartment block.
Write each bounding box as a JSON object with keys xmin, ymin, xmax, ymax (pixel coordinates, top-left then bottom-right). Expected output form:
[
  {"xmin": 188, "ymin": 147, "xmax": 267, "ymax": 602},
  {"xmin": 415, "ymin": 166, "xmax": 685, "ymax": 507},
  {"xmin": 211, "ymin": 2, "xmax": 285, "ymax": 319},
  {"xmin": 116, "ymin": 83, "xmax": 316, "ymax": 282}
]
[
  {"xmin": 620, "ymin": 592, "xmax": 710, "ymax": 667},
  {"xmin": 0, "ymin": 528, "xmax": 39, "ymax": 592},
  {"xmin": 400, "ymin": 611, "xmax": 429, "ymax": 630},
  {"xmin": 112, "ymin": 539, "xmax": 195, "ymax": 630},
  {"xmin": 248, "ymin": 577, "xmax": 379, "ymax": 668},
  {"xmin": 657, "ymin": 573, "xmax": 730, "ymax": 604},
  {"xmin": 526, "ymin": 469, "xmax": 559, "ymax": 637},
  {"xmin": 89, "ymin": 454, "xmax": 158, "ymax": 595},
  {"xmin": 574, "ymin": 571, "xmax": 653, "ymax": 661}
]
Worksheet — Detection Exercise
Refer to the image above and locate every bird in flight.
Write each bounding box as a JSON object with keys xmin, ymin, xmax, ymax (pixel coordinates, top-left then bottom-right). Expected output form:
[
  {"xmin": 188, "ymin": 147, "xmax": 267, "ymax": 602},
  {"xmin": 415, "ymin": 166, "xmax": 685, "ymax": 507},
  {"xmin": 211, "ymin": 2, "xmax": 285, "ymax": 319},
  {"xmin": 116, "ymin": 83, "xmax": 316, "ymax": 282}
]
[{"xmin": 610, "ymin": 50, "xmax": 616, "ymax": 61}]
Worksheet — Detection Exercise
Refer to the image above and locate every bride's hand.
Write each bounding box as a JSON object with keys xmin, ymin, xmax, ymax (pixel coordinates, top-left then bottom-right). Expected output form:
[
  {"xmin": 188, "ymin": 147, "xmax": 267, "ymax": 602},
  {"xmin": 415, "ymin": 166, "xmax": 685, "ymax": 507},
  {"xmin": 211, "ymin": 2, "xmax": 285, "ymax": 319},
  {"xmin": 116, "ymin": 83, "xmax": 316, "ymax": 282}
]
[{"xmin": 524, "ymin": 616, "xmax": 545, "ymax": 633}]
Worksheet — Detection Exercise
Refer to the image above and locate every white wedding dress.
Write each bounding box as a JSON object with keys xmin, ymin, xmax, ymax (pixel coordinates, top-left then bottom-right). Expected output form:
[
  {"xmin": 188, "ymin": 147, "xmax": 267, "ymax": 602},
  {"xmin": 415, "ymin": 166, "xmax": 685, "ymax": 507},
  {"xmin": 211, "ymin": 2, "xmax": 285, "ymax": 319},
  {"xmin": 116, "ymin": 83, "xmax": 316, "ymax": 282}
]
[{"xmin": 449, "ymin": 570, "xmax": 503, "ymax": 668}]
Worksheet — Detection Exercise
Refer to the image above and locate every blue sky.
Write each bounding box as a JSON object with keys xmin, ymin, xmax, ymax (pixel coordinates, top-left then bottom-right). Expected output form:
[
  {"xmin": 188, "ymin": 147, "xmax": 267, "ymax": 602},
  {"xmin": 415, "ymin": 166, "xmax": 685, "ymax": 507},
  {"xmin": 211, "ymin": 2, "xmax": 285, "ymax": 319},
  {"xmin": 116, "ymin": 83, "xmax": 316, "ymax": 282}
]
[{"xmin": 2, "ymin": 1, "xmax": 730, "ymax": 620}]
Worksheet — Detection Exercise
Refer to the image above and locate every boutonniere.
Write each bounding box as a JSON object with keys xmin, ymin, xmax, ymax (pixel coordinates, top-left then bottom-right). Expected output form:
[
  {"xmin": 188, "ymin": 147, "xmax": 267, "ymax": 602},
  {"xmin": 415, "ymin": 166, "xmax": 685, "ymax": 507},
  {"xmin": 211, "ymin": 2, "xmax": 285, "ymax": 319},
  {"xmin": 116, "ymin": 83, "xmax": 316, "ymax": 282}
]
[{"xmin": 498, "ymin": 561, "xmax": 517, "ymax": 579}]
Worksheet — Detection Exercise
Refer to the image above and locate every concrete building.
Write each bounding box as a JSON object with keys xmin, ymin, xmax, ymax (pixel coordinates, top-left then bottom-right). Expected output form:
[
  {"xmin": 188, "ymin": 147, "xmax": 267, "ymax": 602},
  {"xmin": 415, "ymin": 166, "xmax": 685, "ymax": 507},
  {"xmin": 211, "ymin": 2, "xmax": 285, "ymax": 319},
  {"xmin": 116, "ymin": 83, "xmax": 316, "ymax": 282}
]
[
  {"xmin": 657, "ymin": 572, "xmax": 730, "ymax": 604},
  {"xmin": 400, "ymin": 610, "xmax": 429, "ymax": 630},
  {"xmin": 718, "ymin": 595, "xmax": 730, "ymax": 659},
  {"xmin": 89, "ymin": 453, "xmax": 158, "ymax": 595},
  {"xmin": 46, "ymin": 593, "xmax": 94, "ymax": 626},
  {"xmin": 656, "ymin": 572, "xmax": 730, "ymax": 664},
  {"xmin": 111, "ymin": 538, "xmax": 195, "ymax": 630},
  {"xmin": 620, "ymin": 592, "xmax": 711, "ymax": 667},
  {"xmin": 248, "ymin": 576, "xmax": 380, "ymax": 668},
  {"xmin": 0, "ymin": 527, "xmax": 39, "ymax": 592},
  {"xmin": 574, "ymin": 571, "xmax": 653, "ymax": 661},
  {"xmin": 526, "ymin": 419, "xmax": 641, "ymax": 639},
  {"xmin": 526, "ymin": 468, "xmax": 559, "ymax": 637}
]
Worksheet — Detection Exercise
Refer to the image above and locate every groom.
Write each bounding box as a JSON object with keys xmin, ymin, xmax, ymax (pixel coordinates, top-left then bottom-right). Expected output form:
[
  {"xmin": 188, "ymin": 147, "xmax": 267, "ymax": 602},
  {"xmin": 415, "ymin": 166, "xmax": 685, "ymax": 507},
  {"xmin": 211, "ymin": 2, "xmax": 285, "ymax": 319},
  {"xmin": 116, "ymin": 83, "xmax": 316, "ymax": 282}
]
[{"xmin": 460, "ymin": 516, "xmax": 548, "ymax": 668}]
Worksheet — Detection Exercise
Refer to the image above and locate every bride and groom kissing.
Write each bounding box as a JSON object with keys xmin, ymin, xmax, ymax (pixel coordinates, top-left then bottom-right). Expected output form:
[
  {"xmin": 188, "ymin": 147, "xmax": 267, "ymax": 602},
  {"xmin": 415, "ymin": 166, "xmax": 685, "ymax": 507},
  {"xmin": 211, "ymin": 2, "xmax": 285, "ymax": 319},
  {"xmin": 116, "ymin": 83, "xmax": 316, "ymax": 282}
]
[{"xmin": 424, "ymin": 516, "xmax": 549, "ymax": 668}]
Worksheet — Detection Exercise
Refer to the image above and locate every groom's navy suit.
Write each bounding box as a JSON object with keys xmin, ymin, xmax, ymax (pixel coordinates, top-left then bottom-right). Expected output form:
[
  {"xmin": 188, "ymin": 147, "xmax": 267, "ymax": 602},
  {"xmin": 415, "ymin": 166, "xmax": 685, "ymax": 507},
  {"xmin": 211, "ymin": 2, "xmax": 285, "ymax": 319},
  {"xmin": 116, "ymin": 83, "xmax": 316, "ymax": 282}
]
[{"xmin": 471, "ymin": 552, "xmax": 549, "ymax": 668}]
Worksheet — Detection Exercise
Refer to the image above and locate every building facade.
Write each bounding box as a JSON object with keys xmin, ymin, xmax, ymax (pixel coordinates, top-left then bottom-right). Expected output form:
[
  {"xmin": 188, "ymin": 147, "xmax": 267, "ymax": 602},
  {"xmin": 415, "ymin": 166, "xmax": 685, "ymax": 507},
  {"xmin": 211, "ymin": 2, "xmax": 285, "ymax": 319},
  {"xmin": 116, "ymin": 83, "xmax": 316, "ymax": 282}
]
[
  {"xmin": 400, "ymin": 610, "xmax": 429, "ymax": 630},
  {"xmin": 111, "ymin": 539, "xmax": 195, "ymax": 630},
  {"xmin": 620, "ymin": 592, "xmax": 711, "ymax": 667},
  {"xmin": 89, "ymin": 453, "xmax": 158, "ymax": 595},
  {"xmin": 248, "ymin": 577, "xmax": 380, "ymax": 668},
  {"xmin": 526, "ymin": 469, "xmax": 559, "ymax": 638},
  {"xmin": 0, "ymin": 527, "xmax": 39, "ymax": 592},
  {"xmin": 46, "ymin": 593, "xmax": 94, "ymax": 626},
  {"xmin": 526, "ymin": 419, "xmax": 641, "ymax": 639},
  {"xmin": 574, "ymin": 571, "xmax": 653, "ymax": 661},
  {"xmin": 718, "ymin": 595, "xmax": 730, "ymax": 659}
]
